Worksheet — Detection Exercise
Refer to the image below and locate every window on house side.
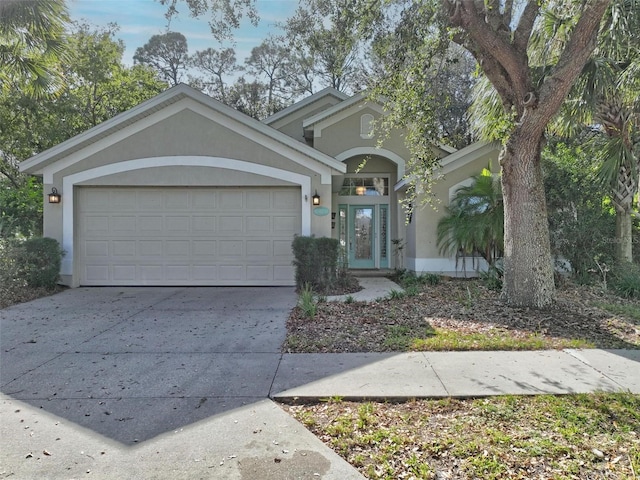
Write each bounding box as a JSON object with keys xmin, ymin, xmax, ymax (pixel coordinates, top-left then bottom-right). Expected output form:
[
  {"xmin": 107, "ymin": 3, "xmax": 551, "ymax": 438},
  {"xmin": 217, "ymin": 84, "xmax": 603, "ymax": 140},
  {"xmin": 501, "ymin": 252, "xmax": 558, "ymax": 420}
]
[{"xmin": 360, "ymin": 114, "xmax": 374, "ymax": 139}]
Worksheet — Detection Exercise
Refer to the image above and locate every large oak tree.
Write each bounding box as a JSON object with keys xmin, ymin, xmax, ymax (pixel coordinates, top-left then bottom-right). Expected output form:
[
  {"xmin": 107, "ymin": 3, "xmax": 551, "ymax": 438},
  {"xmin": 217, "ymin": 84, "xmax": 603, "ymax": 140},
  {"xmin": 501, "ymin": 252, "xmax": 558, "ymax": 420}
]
[{"xmin": 446, "ymin": 0, "xmax": 610, "ymax": 307}]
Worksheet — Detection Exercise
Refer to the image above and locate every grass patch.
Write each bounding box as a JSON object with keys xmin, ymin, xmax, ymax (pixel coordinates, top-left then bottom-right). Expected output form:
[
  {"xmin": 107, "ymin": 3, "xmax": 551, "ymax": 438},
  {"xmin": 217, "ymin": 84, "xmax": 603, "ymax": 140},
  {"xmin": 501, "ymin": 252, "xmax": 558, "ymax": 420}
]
[
  {"xmin": 287, "ymin": 392, "xmax": 640, "ymax": 480},
  {"xmin": 411, "ymin": 328, "xmax": 595, "ymax": 351}
]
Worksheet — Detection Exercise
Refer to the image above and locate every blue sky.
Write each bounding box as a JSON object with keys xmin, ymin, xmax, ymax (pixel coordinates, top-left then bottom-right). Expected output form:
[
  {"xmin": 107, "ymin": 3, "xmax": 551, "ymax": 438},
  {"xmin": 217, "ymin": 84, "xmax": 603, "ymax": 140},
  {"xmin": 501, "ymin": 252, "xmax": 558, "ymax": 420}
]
[{"xmin": 68, "ymin": 0, "xmax": 298, "ymax": 65}]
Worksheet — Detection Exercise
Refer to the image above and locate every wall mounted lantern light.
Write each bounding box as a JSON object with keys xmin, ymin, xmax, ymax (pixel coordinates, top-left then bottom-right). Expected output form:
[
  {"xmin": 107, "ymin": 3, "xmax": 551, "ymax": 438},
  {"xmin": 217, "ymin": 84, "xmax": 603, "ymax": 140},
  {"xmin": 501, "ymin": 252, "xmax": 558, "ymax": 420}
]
[
  {"xmin": 48, "ymin": 187, "xmax": 61, "ymax": 204},
  {"xmin": 312, "ymin": 190, "xmax": 320, "ymax": 206}
]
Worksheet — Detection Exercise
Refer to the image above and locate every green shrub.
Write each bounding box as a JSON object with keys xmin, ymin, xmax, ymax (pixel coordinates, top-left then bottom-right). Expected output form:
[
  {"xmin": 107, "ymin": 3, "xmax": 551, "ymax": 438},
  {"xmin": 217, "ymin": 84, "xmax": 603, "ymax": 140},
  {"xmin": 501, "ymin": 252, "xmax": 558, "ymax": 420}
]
[
  {"xmin": 298, "ymin": 283, "xmax": 317, "ymax": 318},
  {"xmin": 0, "ymin": 238, "xmax": 26, "ymax": 295},
  {"xmin": 18, "ymin": 237, "xmax": 64, "ymax": 288},
  {"xmin": 292, "ymin": 235, "xmax": 341, "ymax": 292},
  {"xmin": 481, "ymin": 264, "xmax": 503, "ymax": 291},
  {"xmin": 422, "ymin": 273, "xmax": 441, "ymax": 285},
  {"xmin": 610, "ymin": 263, "xmax": 640, "ymax": 299}
]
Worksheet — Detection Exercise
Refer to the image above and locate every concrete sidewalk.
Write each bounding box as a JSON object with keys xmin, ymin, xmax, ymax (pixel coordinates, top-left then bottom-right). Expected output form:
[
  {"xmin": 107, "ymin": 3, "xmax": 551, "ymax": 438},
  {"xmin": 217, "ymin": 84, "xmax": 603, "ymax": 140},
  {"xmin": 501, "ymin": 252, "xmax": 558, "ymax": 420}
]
[{"xmin": 272, "ymin": 349, "xmax": 640, "ymax": 400}]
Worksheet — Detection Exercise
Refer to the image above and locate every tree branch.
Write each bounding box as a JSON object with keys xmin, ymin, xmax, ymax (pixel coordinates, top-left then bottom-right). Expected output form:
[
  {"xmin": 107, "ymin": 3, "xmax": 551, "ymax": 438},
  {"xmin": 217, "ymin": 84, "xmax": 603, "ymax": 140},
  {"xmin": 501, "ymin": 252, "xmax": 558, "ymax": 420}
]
[
  {"xmin": 535, "ymin": 0, "xmax": 611, "ymax": 127},
  {"xmin": 513, "ymin": 1, "xmax": 539, "ymax": 53},
  {"xmin": 447, "ymin": 0, "xmax": 529, "ymax": 110}
]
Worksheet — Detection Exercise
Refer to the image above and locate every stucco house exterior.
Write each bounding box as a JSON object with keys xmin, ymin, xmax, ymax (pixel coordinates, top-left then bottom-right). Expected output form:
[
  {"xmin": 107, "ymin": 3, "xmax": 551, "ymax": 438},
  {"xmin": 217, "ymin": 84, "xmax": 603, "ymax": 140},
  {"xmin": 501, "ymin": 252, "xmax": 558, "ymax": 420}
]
[{"xmin": 20, "ymin": 83, "xmax": 498, "ymax": 287}]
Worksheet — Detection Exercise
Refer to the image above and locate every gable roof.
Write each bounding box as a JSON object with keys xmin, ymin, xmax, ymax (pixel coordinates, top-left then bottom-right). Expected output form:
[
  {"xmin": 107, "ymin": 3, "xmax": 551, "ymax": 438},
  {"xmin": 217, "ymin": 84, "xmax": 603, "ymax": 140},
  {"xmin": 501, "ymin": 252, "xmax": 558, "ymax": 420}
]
[
  {"xmin": 394, "ymin": 141, "xmax": 499, "ymax": 191},
  {"xmin": 302, "ymin": 92, "xmax": 385, "ymax": 130},
  {"xmin": 20, "ymin": 83, "xmax": 346, "ymax": 175},
  {"xmin": 262, "ymin": 87, "xmax": 349, "ymax": 126}
]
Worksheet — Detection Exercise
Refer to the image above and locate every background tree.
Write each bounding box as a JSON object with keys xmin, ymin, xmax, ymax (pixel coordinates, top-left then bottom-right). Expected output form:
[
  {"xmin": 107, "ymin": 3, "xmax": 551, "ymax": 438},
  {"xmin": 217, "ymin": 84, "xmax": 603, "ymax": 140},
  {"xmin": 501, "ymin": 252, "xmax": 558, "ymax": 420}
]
[
  {"xmin": 543, "ymin": 141, "xmax": 617, "ymax": 278},
  {"xmin": 0, "ymin": 0, "xmax": 69, "ymax": 97},
  {"xmin": 226, "ymin": 76, "xmax": 268, "ymax": 119},
  {"xmin": 244, "ymin": 36, "xmax": 294, "ymax": 116},
  {"xmin": 133, "ymin": 31, "xmax": 189, "ymax": 86},
  {"xmin": 281, "ymin": 0, "xmax": 365, "ymax": 94},
  {"xmin": 156, "ymin": 0, "xmax": 258, "ymax": 41},
  {"xmin": 189, "ymin": 47, "xmax": 240, "ymax": 102},
  {"xmin": 549, "ymin": 2, "xmax": 640, "ymax": 264}
]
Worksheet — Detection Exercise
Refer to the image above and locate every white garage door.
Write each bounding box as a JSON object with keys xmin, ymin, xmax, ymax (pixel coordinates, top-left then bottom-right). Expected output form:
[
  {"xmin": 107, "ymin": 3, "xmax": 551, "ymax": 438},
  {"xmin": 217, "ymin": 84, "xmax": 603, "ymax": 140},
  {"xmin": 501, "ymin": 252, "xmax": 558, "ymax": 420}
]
[{"xmin": 76, "ymin": 187, "xmax": 300, "ymax": 286}]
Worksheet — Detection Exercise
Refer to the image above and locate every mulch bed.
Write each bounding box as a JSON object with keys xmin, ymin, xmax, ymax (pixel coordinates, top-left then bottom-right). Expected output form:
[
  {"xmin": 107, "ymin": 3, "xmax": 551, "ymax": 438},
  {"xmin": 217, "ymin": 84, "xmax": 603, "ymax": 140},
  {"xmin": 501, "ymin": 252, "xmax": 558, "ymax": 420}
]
[{"xmin": 284, "ymin": 279, "xmax": 640, "ymax": 352}]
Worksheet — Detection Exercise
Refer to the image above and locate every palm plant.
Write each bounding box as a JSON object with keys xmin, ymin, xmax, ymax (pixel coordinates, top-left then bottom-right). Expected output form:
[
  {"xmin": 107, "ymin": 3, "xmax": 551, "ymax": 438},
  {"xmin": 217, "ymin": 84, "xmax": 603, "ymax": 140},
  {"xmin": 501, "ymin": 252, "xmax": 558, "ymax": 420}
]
[
  {"xmin": 437, "ymin": 169, "xmax": 504, "ymax": 269},
  {"xmin": 0, "ymin": 0, "xmax": 69, "ymax": 97},
  {"xmin": 543, "ymin": 0, "xmax": 639, "ymax": 263}
]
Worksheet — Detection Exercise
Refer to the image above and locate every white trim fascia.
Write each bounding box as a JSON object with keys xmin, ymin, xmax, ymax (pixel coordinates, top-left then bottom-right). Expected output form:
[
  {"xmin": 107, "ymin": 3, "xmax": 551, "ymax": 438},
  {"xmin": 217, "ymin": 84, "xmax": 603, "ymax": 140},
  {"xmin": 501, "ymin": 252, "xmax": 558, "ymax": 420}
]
[
  {"xmin": 406, "ymin": 257, "xmax": 489, "ymax": 276},
  {"xmin": 392, "ymin": 142, "xmax": 499, "ymax": 192},
  {"xmin": 439, "ymin": 141, "xmax": 498, "ymax": 175},
  {"xmin": 394, "ymin": 178, "xmax": 408, "ymax": 192},
  {"xmin": 263, "ymin": 87, "xmax": 348, "ymax": 126},
  {"xmin": 439, "ymin": 144, "xmax": 457, "ymax": 154},
  {"xmin": 22, "ymin": 83, "xmax": 346, "ymax": 176},
  {"xmin": 60, "ymin": 156, "xmax": 312, "ymax": 279},
  {"xmin": 335, "ymin": 147, "xmax": 406, "ymax": 179}
]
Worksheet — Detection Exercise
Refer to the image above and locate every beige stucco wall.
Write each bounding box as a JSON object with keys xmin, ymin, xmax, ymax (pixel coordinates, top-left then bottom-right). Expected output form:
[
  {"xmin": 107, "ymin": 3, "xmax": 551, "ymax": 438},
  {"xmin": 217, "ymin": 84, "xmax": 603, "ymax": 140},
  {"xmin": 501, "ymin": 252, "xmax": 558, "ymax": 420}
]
[
  {"xmin": 268, "ymin": 97, "xmax": 345, "ymax": 143},
  {"xmin": 312, "ymin": 106, "xmax": 412, "ymax": 161}
]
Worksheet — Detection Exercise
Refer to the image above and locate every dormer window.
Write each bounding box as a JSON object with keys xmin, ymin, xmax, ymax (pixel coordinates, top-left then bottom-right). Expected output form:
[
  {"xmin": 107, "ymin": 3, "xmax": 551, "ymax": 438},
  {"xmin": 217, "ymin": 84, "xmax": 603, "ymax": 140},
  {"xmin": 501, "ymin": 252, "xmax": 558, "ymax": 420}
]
[{"xmin": 360, "ymin": 114, "xmax": 374, "ymax": 139}]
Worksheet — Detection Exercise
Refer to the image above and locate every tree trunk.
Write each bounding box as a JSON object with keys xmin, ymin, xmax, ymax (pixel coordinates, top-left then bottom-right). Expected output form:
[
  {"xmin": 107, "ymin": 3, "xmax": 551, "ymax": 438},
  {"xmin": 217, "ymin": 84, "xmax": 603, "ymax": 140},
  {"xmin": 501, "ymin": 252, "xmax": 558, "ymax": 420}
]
[
  {"xmin": 500, "ymin": 130, "xmax": 555, "ymax": 308},
  {"xmin": 615, "ymin": 208, "xmax": 633, "ymax": 263}
]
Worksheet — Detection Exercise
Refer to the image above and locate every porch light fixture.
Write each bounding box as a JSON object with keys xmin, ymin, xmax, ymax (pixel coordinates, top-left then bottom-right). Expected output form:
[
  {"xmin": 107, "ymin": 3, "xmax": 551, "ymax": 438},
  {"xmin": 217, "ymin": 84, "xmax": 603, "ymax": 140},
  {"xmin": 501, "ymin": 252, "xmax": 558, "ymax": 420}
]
[
  {"xmin": 48, "ymin": 187, "xmax": 61, "ymax": 204},
  {"xmin": 312, "ymin": 191, "xmax": 320, "ymax": 206}
]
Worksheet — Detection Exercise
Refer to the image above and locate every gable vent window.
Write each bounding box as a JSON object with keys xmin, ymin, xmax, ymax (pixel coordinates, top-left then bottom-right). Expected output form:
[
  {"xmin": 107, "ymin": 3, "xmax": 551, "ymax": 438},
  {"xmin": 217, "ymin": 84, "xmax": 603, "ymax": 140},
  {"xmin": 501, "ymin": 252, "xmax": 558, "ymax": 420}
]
[{"xmin": 360, "ymin": 114, "xmax": 374, "ymax": 139}]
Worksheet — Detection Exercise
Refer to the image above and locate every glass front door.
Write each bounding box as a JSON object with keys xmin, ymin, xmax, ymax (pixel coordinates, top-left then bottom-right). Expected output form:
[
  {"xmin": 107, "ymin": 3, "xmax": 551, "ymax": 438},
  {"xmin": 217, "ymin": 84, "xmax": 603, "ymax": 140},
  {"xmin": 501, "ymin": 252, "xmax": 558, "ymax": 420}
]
[{"xmin": 348, "ymin": 206, "xmax": 375, "ymax": 268}]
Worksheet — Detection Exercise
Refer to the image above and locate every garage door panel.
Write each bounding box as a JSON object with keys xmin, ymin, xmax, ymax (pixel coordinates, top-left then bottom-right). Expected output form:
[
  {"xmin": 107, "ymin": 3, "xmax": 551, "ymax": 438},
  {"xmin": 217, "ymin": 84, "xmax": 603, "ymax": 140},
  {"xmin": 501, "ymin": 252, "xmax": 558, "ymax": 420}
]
[
  {"xmin": 86, "ymin": 265, "xmax": 109, "ymax": 282},
  {"xmin": 166, "ymin": 240, "xmax": 189, "ymax": 256},
  {"xmin": 77, "ymin": 187, "xmax": 299, "ymax": 286},
  {"xmin": 139, "ymin": 216, "xmax": 163, "ymax": 233},
  {"xmin": 246, "ymin": 240, "xmax": 270, "ymax": 256},
  {"xmin": 85, "ymin": 216, "xmax": 109, "ymax": 234},
  {"xmin": 114, "ymin": 264, "xmax": 137, "ymax": 281},
  {"xmin": 192, "ymin": 216, "xmax": 216, "ymax": 232},
  {"xmin": 273, "ymin": 190, "xmax": 299, "ymax": 209},
  {"xmin": 113, "ymin": 240, "xmax": 136, "ymax": 256},
  {"xmin": 246, "ymin": 216, "xmax": 270, "ymax": 232},
  {"xmin": 219, "ymin": 191, "xmax": 243, "ymax": 208},
  {"xmin": 165, "ymin": 191, "xmax": 190, "ymax": 209},
  {"xmin": 246, "ymin": 190, "xmax": 271, "ymax": 208},
  {"xmin": 219, "ymin": 216, "xmax": 243, "ymax": 233},
  {"xmin": 85, "ymin": 241, "xmax": 108, "ymax": 256},
  {"xmin": 193, "ymin": 240, "xmax": 216, "ymax": 256},
  {"xmin": 140, "ymin": 240, "xmax": 163, "ymax": 256}
]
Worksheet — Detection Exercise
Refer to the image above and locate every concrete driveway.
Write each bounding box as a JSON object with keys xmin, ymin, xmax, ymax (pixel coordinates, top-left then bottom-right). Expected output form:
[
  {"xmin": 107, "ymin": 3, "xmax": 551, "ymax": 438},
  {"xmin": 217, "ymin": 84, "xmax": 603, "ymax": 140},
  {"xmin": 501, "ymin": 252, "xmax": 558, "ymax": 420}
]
[
  {"xmin": 1, "ymin": 286, "xmax": 296, "ymax": 445},
  {"xmin": 1, "ymin": 287, "xmax": 365, "ymax": 479}
]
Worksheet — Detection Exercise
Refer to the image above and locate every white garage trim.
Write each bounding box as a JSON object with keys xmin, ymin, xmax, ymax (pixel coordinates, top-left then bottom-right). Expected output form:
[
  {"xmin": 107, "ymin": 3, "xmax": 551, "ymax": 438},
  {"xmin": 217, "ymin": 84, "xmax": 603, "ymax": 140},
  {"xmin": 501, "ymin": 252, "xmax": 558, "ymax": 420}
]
[
  {"xmin": 61, "ymin": 156, "xmax": 311, "ymax": 279},
  {"xmin": 335, "ymin": 147, "xmax": 406, "ymax": 179}
]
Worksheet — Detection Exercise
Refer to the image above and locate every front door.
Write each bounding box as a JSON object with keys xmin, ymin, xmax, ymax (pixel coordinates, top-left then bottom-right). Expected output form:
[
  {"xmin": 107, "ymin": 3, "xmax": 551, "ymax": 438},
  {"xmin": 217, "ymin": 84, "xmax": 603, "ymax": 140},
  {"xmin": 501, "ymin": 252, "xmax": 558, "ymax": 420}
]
[{"xmin": 348, "ymin": 205, "xmax": 376, "ymax": 268}]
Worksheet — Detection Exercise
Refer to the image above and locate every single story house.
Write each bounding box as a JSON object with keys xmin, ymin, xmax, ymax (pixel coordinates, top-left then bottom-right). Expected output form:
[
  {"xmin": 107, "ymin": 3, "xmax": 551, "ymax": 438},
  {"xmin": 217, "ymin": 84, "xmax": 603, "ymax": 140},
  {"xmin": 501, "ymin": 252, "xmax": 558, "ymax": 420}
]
[{"xmin": 20, "ymin": 84, "xmax": 498, "ymax": 287}]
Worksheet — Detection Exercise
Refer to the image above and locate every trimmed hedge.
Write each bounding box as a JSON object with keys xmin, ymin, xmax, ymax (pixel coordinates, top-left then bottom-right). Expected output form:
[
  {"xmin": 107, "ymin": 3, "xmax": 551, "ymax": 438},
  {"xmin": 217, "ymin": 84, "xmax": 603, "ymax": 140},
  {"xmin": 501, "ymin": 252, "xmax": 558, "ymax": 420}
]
[{"xmin": 292, "ymin": 235, "xmax": 341, "ymax": 292}]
